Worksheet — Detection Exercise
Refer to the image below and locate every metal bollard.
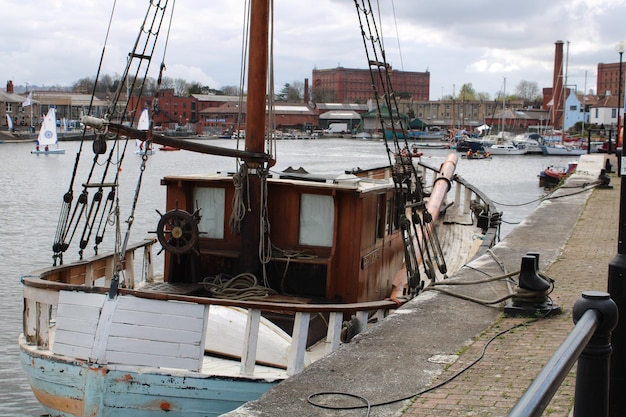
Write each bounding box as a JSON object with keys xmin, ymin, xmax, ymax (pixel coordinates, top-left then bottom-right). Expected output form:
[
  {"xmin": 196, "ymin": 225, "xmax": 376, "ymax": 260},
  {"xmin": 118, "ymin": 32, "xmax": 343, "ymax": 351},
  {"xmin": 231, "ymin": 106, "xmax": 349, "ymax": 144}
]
[{"xmin": 572, "ymin": 291, "xmax": 618, "ymax": 417}]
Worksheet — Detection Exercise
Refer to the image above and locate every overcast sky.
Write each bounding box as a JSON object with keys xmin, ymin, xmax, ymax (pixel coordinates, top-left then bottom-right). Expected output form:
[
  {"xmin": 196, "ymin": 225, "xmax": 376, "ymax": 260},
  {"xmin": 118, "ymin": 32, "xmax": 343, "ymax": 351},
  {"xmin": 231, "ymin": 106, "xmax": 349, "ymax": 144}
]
[{"xmin": 2, "ymin": 0, "xmax": 625, "ymax": 100}]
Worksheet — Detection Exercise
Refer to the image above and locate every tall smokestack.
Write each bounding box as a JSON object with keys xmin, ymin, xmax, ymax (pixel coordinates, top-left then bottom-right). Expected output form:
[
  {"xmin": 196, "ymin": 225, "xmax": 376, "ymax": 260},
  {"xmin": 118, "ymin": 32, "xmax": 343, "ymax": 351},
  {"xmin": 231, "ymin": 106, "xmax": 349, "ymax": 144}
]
[
  {"xmin": 551, "ymin": 40, "xmax": 564, "ymax": 129},
  {"xmin": 304, "ymin": 78, "xmax": 309, "ymax": 104}
]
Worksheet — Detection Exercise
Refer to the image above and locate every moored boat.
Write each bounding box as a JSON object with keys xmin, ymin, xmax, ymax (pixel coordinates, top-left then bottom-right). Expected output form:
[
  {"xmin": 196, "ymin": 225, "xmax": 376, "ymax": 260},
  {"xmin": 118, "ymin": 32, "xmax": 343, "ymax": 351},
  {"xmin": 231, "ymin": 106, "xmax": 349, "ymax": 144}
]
[
  {"xmin": 30, "ymin": 108, "xmax": 65, "ymax": 155},
  {"xmin": 487, "ymin": 143, "xmax": 527, "ymax": 155},
  {"xmin": 540, "ymin": 143, "xmax": 587, "ymax": 156},
  {"xmin": 538, "ymin": 161, "xmax": 578, "ymax": 187},
  {"xmin": 18, "ymin": 2, "xmax": 500, "ymax": 416}
]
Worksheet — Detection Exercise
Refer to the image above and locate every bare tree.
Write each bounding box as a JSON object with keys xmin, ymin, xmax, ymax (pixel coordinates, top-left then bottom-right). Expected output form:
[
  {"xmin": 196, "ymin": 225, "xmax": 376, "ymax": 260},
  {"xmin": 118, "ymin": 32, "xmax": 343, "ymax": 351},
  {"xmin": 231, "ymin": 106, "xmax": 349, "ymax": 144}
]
[
  {"xmin": 515, "ymin": 80, "xmax": 540, "ymax": 101},
  {"xmin": 221, "ymin": 85, "xmax": 242, "ymax": 96},
  {"xmin": 160, "ymin": 76, "xmax": 175, "ymax": 90},
  {"xmin": 174, "ymin": 78, "xmax": 187, "ymax": 96}
]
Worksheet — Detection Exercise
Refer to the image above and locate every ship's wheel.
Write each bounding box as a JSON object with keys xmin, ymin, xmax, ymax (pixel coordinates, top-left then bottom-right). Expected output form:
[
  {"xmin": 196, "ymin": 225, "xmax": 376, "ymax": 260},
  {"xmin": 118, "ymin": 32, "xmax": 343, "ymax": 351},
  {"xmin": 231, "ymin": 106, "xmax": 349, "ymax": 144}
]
[{"xmin": 154, "ymin": 208, "xmax": 200, "ymax": 255}]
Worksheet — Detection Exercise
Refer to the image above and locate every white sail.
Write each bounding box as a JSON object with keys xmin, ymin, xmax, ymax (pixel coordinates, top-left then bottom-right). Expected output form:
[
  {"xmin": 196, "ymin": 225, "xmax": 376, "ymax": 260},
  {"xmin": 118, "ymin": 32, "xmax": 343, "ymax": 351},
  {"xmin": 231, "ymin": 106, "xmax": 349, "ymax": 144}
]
[
  {"xmin": 6, "ymin": 114, "xmax": 13, "ymax": 131},
  {"xmin": 37, "ymin": 108, "xmax": 58, "ymax": 146},
  {"xmin": 137, "ymin": 108, "xmax": 150, "ymax": 131}
]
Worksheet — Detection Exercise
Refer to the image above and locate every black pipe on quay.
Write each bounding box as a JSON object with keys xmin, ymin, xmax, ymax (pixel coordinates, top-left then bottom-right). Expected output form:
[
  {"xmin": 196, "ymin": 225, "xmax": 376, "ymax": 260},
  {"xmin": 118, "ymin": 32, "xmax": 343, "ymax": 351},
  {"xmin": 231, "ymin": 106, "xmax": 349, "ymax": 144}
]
[{"xmin": 508, "ymin": 292, "xmax": 617, "ymax": 417}]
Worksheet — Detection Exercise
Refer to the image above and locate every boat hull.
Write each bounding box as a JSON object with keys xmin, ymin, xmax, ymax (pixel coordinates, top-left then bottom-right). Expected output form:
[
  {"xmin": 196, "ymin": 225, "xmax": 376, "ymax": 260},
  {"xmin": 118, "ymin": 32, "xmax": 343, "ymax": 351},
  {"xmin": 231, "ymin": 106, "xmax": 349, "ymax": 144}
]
[
  {"xmin": 20, "ymin": 341, "xmax": 277, "ymax": 417},
  {"xmin": 487, "ymin": 145, "xmax": 527, "ymax": 155},
  {"xmin": 540, "ymin": 145, "xmax": 586, "ymax": 156},
  {"xmin": 31, "ymin": 149, "xmax": 65, "ymax": 154}
]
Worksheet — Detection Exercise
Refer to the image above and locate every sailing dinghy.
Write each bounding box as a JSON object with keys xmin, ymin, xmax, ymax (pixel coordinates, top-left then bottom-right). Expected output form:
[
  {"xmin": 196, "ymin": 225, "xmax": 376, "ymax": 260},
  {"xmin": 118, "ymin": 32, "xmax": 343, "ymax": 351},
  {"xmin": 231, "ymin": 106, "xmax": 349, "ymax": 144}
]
[
  {"xmin": 135, "ymin": 108, "xmax": 154, "ymax": 154},
  {"xmin": 31, "ymin": 107, "xmax": 65, "ymax": 154},
  {"xmin": 19, "ymin": 1, "xmax": 500, "ymax": 416}
]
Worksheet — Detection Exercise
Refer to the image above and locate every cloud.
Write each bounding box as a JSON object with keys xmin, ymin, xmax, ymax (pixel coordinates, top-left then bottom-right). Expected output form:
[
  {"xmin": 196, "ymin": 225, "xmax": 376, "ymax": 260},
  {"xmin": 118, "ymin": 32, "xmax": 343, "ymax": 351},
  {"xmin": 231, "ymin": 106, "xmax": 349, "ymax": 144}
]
[{"xmin": 1, "ymin": 0, "xmax": 625, "ymax": 99}]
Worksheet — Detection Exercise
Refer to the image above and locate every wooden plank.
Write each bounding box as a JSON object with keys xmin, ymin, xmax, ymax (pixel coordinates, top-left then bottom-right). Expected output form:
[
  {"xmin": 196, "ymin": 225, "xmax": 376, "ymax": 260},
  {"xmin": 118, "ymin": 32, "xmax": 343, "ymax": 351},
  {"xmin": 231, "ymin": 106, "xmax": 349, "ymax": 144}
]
[
  {"xmin": 326, "ymin": 312, "xmax": 343, "ymax": 354},
  {"xmin": 108, "ymin": 323, "xmax": 203, "ymax": 345},
  {"xmin": 104, "ymin": 297, "xmax": 208, "ymax": 371},
  {"xmin": 240, "ymin": 309, "xmax": 261, "ymax": 375},
  {"xmin": 51, "ymin": 341, "xmax": 92, "ymax": 360},
  {"xmin": 90, "ymin": 296, "xmax": 118, "ymax": 362},
  {"xmin": 124, "ymin": 251, "xmax": 135, "ymax": 289},
  {"xmin": 106, "ymin": 337, "xmax": 202, "ymax": 358},
  {"xmin": 287, "ymin": 312, "xmax": 310, "ymax": 376},
  {"xmin": 24, "ymin": 298, "xmax": 37, "ymax": 342},
  {"xmin": 54, "ymin": 316, "xmax": 99, "ymax": 335},
  {"xmin": 105, "ymin": 350, "xmax": 202, "ymax": 371},
  {"xmin": 37, "ymin": 303, "xmax": 51, "ymax": 349},
  {"xmin": 23, "ymin": 285, "xmax": 60, "ymax": 305},
  {"xmin": 54, "ymin": 329, "xmax": 96, "ymax": 349},
  {"xmin": 112, "ymin": 309, "xmax": 205, "ymax": 332},
  {"xmin": 355, "ymin": 310, "xmax": 369, "ymax": 334},
  {"xmin": 52, "ymin": 291, "xmax": 106, "ymax": 360}
]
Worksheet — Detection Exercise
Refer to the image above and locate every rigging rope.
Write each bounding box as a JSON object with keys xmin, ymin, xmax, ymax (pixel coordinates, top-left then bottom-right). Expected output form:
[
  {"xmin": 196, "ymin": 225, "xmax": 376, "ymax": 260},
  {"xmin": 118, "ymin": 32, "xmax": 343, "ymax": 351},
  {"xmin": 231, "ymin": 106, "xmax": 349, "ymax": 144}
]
[
  {"xmin": 354, "ymin": 0, "xmax": 446, "ymax": 291},
  {"xmin": 52, "ymin": 0, "xmax": 172, "ymax": 267}
]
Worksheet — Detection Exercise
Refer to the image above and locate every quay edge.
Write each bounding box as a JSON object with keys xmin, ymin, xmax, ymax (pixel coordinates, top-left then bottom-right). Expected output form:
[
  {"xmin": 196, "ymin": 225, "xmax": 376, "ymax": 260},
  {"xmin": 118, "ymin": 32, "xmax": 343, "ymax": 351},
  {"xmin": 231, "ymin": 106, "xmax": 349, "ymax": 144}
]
[{"xmin": 224, "ymin": 153, "xmax": 608, "ymax": 417}]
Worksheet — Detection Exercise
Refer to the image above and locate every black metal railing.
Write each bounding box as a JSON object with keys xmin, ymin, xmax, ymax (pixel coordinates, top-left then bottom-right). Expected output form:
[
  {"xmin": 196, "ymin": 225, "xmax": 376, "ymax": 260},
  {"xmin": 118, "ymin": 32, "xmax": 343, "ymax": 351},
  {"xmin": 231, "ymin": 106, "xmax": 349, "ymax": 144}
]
[{"xmin": 508, "ymin": 291, "xmax": 618, "ymax": 417}]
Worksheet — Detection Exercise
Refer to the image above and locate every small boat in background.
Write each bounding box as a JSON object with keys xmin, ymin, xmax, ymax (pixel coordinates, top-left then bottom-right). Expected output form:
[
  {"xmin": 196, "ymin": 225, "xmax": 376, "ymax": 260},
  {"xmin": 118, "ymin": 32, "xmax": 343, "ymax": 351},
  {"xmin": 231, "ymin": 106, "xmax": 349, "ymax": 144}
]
[
  {"xmin": 540, "ymin": 143, "xmax": 586, "ymax": 156},
  {"xmin": 394, "ymin": 145, "xmax": 423, "ymax": 163},
  {"xmin": 539, "ymin": 161, "xmax": 578, "ymax": 187},
  {"xmin": 487, "ymin": 143, "xmax": 527, "ymax": 155},
  {"xmin": 159, "ymin": 145, "xmax": 180, "ymax": 151},
  {"xmin": 462, "ymin": 149, "xmax": 492, "ymax": 160},
  {"xmin": 512, "ymin": 133, "xmax": 543, "ymax": 154},
  {"xmin": 31, "ymin": 108, "xmax": 65, "ymax": 155}
]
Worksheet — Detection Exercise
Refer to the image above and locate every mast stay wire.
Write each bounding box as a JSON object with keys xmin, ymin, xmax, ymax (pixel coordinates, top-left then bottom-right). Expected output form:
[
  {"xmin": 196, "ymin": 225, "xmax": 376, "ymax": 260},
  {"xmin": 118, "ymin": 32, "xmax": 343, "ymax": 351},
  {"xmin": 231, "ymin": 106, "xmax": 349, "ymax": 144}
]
[
  {"xmin": 354, "ymin": 0, "xmax": 445, "ymax": 287},
  {"xmin": 53, "ymin": 1, "xmax": 172, "ymax": 265},
  {"xmin": 52, "ymin": 0, "xmax": 120, "ymax": 265}
]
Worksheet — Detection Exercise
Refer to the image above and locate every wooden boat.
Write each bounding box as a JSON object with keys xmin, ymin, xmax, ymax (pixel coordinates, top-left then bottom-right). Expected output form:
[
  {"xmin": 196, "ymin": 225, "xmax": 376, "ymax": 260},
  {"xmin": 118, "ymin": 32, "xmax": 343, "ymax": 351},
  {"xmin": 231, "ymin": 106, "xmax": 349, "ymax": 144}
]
[
  {"xmin": 539, "ymin": 161, "xmax": 578, "ymax": 187},
  {"xmin": 18, "ymin": 2, "xmax": 498, "ymax": 416}
]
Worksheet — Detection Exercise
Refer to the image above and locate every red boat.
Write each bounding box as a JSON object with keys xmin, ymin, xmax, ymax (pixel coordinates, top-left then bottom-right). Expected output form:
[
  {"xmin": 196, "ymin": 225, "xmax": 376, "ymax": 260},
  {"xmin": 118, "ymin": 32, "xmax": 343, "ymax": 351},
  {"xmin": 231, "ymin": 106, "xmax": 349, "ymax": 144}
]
[{"xmin": 539, "ymin": 161, "xmax": 577, "ymax": 187}]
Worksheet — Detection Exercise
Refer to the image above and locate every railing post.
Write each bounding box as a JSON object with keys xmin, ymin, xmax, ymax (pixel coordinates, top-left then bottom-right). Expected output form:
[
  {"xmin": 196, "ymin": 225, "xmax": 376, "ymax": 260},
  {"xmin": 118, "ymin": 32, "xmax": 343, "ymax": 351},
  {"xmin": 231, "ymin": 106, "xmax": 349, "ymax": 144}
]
[{"xmin": 572, "ymin": 291, "xmax": 618, "ymax": 417}]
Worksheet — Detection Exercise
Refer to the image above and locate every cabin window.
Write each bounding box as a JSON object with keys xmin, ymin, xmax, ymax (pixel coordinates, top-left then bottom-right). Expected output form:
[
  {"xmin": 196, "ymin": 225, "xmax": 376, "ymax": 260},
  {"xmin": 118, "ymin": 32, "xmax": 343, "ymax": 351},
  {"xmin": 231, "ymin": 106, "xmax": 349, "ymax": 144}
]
[
  {"xmin": 299, "ymin": 193, "xmax": 333, "ymax": 247},
  {"xmin": 194, "ymin": 187, "xmax": 225, "ymax": 239},
  {"xmin": 377, "ymin": 194, "xmax": 387, "ymax": 238}
]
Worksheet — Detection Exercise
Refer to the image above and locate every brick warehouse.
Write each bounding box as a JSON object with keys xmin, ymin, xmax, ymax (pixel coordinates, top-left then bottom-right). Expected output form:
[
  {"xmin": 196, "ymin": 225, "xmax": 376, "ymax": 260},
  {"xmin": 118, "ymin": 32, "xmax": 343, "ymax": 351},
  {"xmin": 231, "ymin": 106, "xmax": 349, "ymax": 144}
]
[{"xmin": 312, "ymin": 66, "xmax": 429, "ymax": 103}]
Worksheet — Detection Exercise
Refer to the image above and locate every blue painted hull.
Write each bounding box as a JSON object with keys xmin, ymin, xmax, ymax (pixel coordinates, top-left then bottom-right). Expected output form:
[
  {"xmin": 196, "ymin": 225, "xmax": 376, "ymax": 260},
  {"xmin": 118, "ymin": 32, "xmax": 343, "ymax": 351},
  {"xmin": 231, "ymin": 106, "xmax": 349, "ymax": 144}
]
[{"xmin": 20, "ymin": 345, "xmax": 277, "ymax": 417}]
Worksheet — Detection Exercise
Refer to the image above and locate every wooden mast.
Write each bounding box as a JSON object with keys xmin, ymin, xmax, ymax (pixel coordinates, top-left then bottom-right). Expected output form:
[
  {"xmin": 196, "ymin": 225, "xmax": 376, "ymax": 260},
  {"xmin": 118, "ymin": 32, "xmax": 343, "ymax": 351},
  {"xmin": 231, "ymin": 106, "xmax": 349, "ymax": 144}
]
[{"xmin": 240, "ymin": 0, "xmax": 270, "ymax": 274}]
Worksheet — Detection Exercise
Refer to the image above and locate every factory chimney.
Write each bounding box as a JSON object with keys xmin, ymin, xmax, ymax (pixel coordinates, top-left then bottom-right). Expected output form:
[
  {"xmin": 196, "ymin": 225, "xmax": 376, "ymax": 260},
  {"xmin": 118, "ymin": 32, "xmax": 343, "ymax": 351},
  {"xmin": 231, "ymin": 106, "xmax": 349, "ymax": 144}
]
[{"xmin": 551, "ymin": 40, "xmax": 564, "ymax": 130}]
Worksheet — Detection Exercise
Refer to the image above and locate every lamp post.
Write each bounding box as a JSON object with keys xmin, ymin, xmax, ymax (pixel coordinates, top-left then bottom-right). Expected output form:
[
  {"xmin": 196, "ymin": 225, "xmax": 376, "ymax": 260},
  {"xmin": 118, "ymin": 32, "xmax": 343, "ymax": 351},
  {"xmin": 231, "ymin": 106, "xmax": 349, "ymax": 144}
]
[
  {"xmin": 609, "ymin": 40, "xmax": 626, "ymax": 417},
  {"xmin": 615, "ymin": 41, "xmax": 625, "ymax": 154}
]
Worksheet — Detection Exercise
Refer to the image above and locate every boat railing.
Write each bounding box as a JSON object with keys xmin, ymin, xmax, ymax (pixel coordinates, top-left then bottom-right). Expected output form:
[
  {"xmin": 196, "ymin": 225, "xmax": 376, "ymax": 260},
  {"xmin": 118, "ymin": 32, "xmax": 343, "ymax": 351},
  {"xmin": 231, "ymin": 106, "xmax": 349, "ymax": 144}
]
[
  {"xmin": 418, "ymin": 159, "xmax": 500, "ymax": 252},
  {"xmin": 21, "ymin": 238, "xmax": 397, "ymax": 376}
]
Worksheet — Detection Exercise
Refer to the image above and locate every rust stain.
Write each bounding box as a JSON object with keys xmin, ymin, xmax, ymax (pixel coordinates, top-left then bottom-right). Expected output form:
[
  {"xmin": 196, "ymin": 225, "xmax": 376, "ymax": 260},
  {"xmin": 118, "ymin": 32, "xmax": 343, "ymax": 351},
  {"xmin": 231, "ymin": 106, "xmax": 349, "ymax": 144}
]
[
  {"xmin": 31, "ymin": 386, "xmax": 85, "ymax": 417},
  {"xmin": 88, "ymin": 366, "xmax": 108, "ymax": 376},
  {"xmin": 160, "ymin": 401, "xmax": 171, "ymax": 411}
]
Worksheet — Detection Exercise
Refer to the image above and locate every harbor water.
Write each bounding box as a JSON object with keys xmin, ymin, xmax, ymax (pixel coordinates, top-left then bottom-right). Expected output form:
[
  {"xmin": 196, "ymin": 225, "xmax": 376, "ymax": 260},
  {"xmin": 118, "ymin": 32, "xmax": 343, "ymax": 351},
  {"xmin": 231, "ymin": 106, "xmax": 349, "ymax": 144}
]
[{"xmin": 0, "ymin": 138, "xmax": 581, "ymax": 416}]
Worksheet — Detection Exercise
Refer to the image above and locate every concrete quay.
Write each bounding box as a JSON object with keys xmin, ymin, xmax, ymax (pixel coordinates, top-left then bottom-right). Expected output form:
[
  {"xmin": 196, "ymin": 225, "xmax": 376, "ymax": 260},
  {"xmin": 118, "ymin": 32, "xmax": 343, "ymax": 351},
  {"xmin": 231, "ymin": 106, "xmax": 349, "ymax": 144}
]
[{"xmin": 225, "ymin": 153, "xmax": 615, "ymax": 417}]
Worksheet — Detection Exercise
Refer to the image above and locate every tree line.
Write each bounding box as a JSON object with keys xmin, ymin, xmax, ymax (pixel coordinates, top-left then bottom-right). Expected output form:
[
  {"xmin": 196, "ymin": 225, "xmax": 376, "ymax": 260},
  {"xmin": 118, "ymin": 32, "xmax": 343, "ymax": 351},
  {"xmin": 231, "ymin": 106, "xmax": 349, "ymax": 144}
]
[
  {"xmin": 15, "ymin": 75, "xmax": 544, "ymax": 104},
  {"xmin": 445, "ymin": 80, "xmax": 543, "ymax": 104}
]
